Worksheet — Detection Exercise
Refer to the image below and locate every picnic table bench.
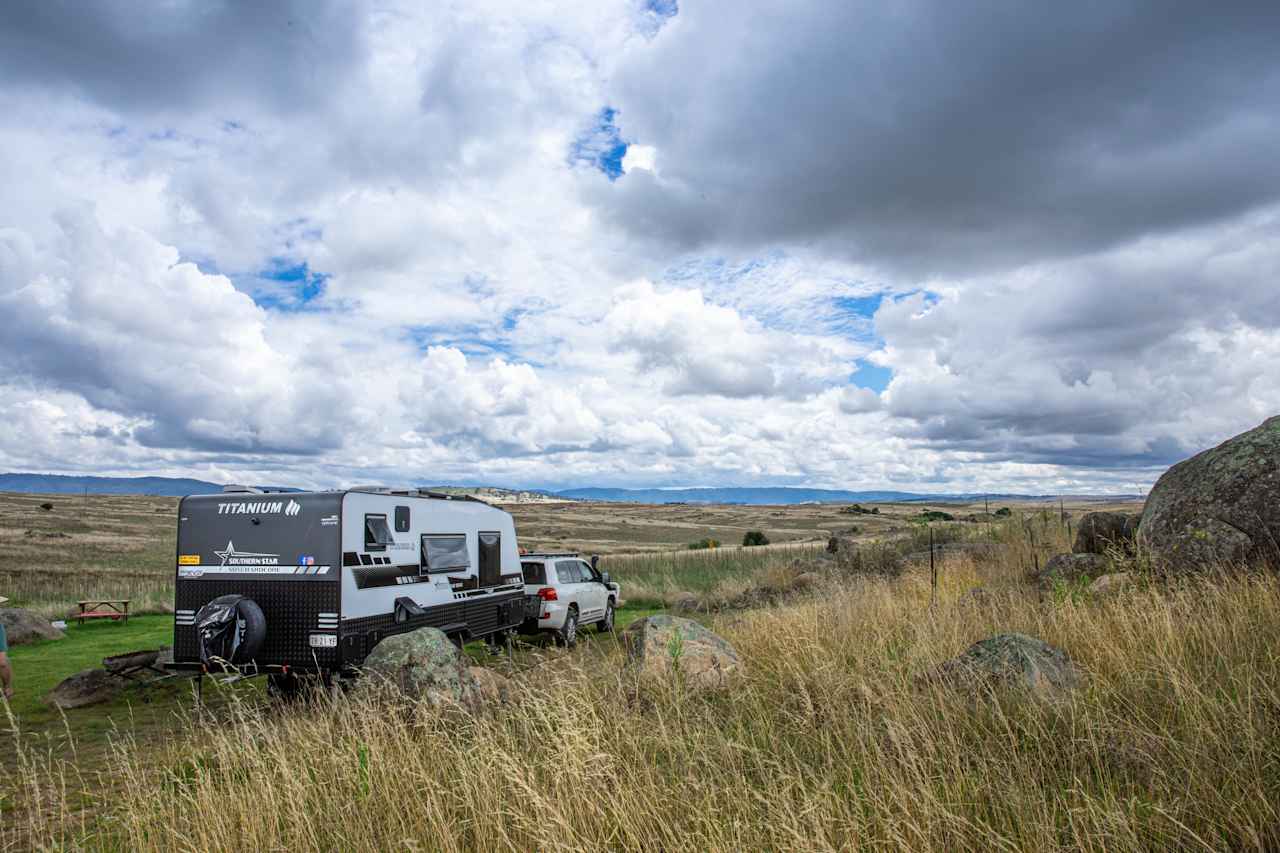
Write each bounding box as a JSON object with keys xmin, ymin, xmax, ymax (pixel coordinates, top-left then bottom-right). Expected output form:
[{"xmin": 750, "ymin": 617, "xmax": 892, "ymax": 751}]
[{"xmin": 76, "ymin": 599, "xmax": 129, "ymax": 625}]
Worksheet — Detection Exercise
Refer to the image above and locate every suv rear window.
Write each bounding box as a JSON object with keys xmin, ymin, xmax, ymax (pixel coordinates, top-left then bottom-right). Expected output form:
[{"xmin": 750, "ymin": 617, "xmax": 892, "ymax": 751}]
[{"xmin": 520, "ymin": 561, "xmax": 547, "ymax": 584}]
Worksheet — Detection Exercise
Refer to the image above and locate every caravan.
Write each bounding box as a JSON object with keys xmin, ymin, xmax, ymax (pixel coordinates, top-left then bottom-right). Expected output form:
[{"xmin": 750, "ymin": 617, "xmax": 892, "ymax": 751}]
[{"xmin": 169, "ymin": 486, "xmax": 532, "ymax": 687}]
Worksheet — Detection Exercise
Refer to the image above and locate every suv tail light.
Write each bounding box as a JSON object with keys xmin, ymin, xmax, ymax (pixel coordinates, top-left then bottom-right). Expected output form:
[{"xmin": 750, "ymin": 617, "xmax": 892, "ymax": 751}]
[{"xmin": 537, "ymin": 586, "xmax": 558, "ymax": 601}]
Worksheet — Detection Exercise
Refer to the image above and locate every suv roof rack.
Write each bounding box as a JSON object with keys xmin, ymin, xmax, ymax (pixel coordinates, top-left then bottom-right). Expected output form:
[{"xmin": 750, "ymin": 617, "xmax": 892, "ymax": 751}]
[{"xmin": 522, "ymin": 552, "xmax": 580, "ymax": 558}]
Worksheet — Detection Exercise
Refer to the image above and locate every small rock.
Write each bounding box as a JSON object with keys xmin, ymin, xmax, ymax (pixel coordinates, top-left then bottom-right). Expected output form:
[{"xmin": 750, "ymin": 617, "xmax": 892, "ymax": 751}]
[
  {"xmin": 359, "ymin": 627, "xmax": 482, "ymax": 707},
  {"xmin": 46, "ymin": 668, "xmax": 121, "ymax": 709},
  {"xmin": 622, "ymin": 614, "xmax": 744, "ymax": 692},
  {"xmin": 468, "ymin": 667, "xmax": 512, "ymax": 704},
  {"xmin": 1038, "ymin": 553, "xmax": 1109, "ymax": 590},
  {"xmin": 0, "ymin": 608, "xmax": 65, "ymax": 645},
  {"xmin": 1072, "ymin": 512, "xmax": 1140, "ymax": 555},
  {"xmin": 1088, "ymin": 572, "xmax": 1135, "ymax": 596},
  {"xmin": 669, "ymin": 591, "xmax": 702, "ymax": 613},
  {"xmin": 790, "ymin": 572, "xmax": 820, "ymax": 592},
  {"xmin": 930, "ymin": 633, "xmax": 1080, "ymax": 697}
]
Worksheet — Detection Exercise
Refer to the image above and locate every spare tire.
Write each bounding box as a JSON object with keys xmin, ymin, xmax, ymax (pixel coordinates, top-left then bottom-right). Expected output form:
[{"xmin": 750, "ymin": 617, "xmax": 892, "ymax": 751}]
[{"xmin": 194, "ymin": 594, "xmax": 266, "ymax": 668}]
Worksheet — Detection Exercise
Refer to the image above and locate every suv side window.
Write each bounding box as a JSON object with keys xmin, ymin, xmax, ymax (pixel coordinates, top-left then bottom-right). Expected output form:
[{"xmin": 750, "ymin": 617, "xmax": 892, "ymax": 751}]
[
  {"xmin": 578, "ymin": 560, "xmax": 598, "ymax": 582},
  {"xmin": 555, "ymin": 560, "xmax": 581, "ymax": 584}
]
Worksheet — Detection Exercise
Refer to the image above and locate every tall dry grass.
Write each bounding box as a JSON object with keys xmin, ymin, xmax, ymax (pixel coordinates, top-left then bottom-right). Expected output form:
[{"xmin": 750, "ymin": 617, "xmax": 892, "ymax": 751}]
[{"xmin": 9, "ymin": 526, "xmax": 1280, "ymax": 851}]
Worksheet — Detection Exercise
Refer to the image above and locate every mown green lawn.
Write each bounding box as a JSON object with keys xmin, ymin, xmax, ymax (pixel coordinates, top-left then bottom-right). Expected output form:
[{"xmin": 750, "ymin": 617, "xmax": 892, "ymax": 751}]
[
  {"xmin": 6, "ymin": 615, "xmax": 174, "ymax": 723},
  {"xmin": 5, "ymin": 604, "xmax": 668, "ymax": 749}
]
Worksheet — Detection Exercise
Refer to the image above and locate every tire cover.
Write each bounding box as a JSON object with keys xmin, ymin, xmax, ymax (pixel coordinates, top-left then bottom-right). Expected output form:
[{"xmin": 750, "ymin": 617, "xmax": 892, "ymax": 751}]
[{"xmin": 194, "ymin": 594, "xmax": 266, "ymax": 667}]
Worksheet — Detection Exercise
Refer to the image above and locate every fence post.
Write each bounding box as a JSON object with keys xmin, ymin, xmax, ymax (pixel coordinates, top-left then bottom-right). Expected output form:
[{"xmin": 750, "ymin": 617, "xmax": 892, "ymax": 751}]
[{"xmin": 929, "ymin": 526, "xmax": 937, "ymax": 608}]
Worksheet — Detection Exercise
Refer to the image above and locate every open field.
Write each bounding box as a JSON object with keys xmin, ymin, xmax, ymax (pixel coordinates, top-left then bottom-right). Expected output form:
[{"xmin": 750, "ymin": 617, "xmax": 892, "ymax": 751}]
[
  {"xmin": 0, "ymin": 490, "xmax": 1141, "ymax": 619},
  {"xmin": 9, "ymin": 489, "xmax": 1221, "ymax": 851},
  {"xmin": 6, "ymin": 507, "xmax": 1280, "ymax": 850}
]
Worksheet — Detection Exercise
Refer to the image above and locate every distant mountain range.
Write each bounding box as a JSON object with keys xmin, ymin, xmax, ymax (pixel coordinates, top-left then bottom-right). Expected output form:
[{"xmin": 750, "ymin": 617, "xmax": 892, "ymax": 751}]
[
  {"xmin": 0, "ymin": 473, "xmax": 224, "ymax": 496},
  {"xmin": 0, "ymin": 473, "xmax": 1142, "ymax": 503},
  {"xmin": 553, "ymin": 487, "xmax": 1141, "ymax": 504}
]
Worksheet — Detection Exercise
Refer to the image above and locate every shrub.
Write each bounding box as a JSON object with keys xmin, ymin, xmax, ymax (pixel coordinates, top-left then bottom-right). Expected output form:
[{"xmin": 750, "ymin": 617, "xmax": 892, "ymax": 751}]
[
  {"xmin": 742, "ymin": 531, "xmax": 770, "ymax": 547},
  {"xmin": 917, "ymin": 510, "xmax": 956, "ymax": 522},
  {"xmin": 687, "ymin": 538, "xmax": 720, "ymax": 550},
  {"xmin": 994, "ymin": 507, "xmax": 1012, "ymax": 517}
]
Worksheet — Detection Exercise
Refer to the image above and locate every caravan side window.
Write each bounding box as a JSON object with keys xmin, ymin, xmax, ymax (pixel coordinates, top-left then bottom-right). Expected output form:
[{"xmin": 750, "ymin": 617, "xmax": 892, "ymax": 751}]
[
  {"xmin": 478, "ymin": 531, "xmax": 501, "ymax": 587},
  {"xmin": 364, "ymin": 514, "xmax": 394, "ymax": 551},
  {"xmin": 421, "ymin": 535, "xmax": 470, "ymax": 574}
]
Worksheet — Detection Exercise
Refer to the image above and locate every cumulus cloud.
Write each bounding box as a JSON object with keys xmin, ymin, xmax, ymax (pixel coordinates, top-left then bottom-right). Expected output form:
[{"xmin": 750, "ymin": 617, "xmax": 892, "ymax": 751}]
[
  {"xmin": 604, "ymin": 280, "xmax": 860, "ymax": 398},
  {"xmin": 874, "ymin": 210, "xmax": 1280, "ymax": 467},
  {"xmin": 0, "ymin": 0, "xmax": 1275, "ymax": 494},
  {"xmin": 601, "ymin": 1, "xmax": 1280, "ymax": 276},
  {"xmin": 0, "ymin": 211, "xmax": 352, "ymax": 454}
]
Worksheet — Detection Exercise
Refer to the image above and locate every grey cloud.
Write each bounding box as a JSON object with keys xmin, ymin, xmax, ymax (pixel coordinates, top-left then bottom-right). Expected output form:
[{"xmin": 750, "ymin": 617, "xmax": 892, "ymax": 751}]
[
  {"xmin": 601, "ymin": 1, "xmax": 1280, "ymax": 275},
  {"xmin": 0, "ymin": 0, "xmax": 366, "ymax": 115}
]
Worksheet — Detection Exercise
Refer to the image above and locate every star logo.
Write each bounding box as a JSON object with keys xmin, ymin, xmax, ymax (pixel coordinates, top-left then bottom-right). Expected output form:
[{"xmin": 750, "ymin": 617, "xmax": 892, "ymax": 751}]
[{"xmin": 215, "ymin": 540, "xmax": 279, "ymax": 566}]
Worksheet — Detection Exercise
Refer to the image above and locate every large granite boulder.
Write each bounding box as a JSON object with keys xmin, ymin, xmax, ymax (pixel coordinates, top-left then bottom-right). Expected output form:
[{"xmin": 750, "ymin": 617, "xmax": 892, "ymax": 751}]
[
  {"xmin": 622, "ymin": 615, "xmax": 743, "ymax": 692},
  {"xmin": 930, "ymin": 633, "xmax": 1080, "ymax": 697},
  {"xmin": 360, "ymin": 627, "xmax": 481, "ymax": 707},
  {"xmin": 46, "ymin": 668, "xmax": 121, "ymax": 709},
  {"xmin": 1038, "ymin": 553, "xmax": 1109, "ymax": 590},
  {"xmin": 1073, "ymin": 512, "xmax": 1141, "ymax": 555},
  {"xmin": 1140, "ymin": 416, "xmax": 1280, "ymax": 574},
  {"xmin": 0, "ymin": 608, "xmax": 64, "ymax": 645}
]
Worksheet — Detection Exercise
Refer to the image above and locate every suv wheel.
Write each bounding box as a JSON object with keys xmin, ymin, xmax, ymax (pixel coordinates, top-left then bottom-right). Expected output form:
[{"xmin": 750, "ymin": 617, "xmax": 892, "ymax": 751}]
[
  {"xmin": 557, "ymin": 607, "xmax": 579, "ymax": 648},
  {"xmin": 598, "ymin": 599, "xmax": 615, "ymax": 634}
]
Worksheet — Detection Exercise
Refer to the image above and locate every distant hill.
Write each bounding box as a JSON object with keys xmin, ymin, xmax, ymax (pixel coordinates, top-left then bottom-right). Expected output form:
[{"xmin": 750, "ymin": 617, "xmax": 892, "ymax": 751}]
[
  {"xmin": 0, "ymin": 473, "xmax": 1141, "ymax": 503},
  {"xmin": 0, "ymin": 473, "xmax": 224, "ymax": 496},
  {"xmin": 422, "ymin": 485, "xmax": 573, "ymax": 504},
  {"xmin": 555, "ymin": 487, "xmax": 1142, "ymax": 505},
  {"xmin": 559, "ymin": 487, "xmax": 948, "ymax": 504}
]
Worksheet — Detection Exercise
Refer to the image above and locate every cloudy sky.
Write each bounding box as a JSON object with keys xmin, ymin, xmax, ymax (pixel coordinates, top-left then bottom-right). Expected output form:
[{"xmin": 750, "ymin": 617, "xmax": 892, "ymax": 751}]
[{"xmin": 1, "ymin": 0, "xmax": 1277, "ymax": 494}]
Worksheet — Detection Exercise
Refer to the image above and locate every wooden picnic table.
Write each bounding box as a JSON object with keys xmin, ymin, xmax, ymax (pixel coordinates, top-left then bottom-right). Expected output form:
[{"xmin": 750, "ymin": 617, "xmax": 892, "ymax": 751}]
[{"xmin": 76, "ymin": 599, "xmax": 130, "ymax": 625}]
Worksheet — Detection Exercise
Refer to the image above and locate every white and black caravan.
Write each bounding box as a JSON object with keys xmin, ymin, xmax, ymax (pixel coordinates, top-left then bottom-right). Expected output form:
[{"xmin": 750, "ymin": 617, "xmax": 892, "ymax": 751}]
[{"xmin": 169, "ymin": 486, "xmax": 531, "ymax": 681}]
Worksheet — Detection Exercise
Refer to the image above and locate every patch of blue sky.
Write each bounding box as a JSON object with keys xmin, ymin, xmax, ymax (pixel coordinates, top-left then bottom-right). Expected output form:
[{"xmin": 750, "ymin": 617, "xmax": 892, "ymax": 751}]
[
  {"xmin": 403, "ymin": 325, "xmax": 526, "ymax": 362},
  {"xmin": 660, "ymin": 253, "xmax": 885, "ymax": 340},
  {"xmin": 246, "ymin": 260, "xmax": 329, "ymax": 312},
  {"xmin": 569, "ymin": 107, "xmax": 627, "ymax": 180},
  {"xmin": 639, "ymin": 0, "xmax": 677, "ymax": 36},
  {"xmin": 850, "ymin": 362, "xmax": 893, "ymax": 393}
]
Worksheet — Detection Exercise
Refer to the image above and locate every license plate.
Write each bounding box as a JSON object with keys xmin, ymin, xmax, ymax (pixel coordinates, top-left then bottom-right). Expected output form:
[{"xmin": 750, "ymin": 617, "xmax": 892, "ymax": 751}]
[{"xmin": 309, "ymin": 633, "xmax": 337, "ymax": 648}]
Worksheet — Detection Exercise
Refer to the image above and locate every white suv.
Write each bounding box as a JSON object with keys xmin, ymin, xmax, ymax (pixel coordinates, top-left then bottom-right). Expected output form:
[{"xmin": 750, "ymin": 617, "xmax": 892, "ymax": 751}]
[{"xmin": 520, "ymin": 553, "xmax": 620, "ymax": 646}]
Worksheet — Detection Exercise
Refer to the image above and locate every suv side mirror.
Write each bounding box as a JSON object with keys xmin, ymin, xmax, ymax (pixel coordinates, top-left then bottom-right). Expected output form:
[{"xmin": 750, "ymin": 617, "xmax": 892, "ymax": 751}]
[{"xmin": 600, "ymin": 572, "xmax": 611, "ymax": 586}]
